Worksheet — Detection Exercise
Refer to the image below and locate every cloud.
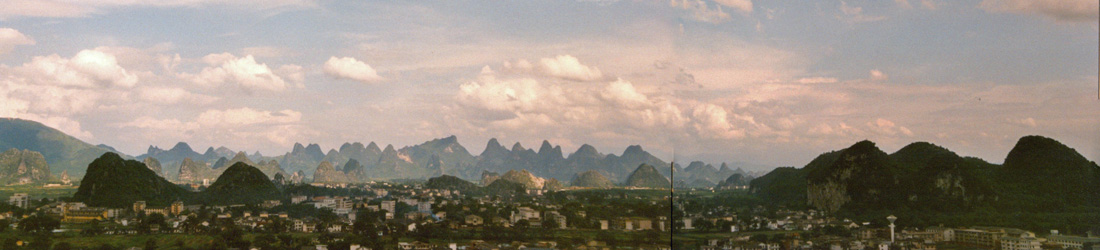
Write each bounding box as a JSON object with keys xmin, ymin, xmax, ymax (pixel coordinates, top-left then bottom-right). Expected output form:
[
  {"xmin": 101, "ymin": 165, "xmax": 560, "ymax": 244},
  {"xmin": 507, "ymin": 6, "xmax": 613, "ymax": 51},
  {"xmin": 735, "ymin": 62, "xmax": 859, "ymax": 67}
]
[
  {"xmin": 1008, "ymin": 117, "xmax": 1038, "ymax": 127},
  {"xmin": 0, "ymin": 80, "xmax": 95, "ymax": 140},
  {"xmin": 979, "ymin": 0, "xmax": 1099, "ymax": 22},
  {"xmin": 870, "ymin": 69, "xmax": 889, "ymax": 81},
  {"xmin": 137, "ymin": 87, "xmax": 218, "ymax": 105},
  {"xmin": 455, "ymin": 67, "xmax": 756, "ymax": 144},
  {"xmin": 537, "ymin": 55, "xmax": 604, "ymax": 81},
  {"xmin": 691, "ymin": 103, "xmax": 746, "ymax": 139},
  {"xmin": 896, "ymin": 0, "xmax": 913, "ymax": 9},
  {"xmin": 187, "ymin": 53, "xmax": 294, "ymax": 92},
  {"xmin": 504, "ymin": 55, "xmax": 604, "ymax": 82},
  {"xmin": 601, "ymin": 78, "xmax": 649, "ymax": 108},
  {"xmin": 120, "ymin": 107, "xmax": 311, "ymax": 150},
  {"xmin": 713, "ymin": 0, "xmax": 753, "ymax": 14},
  {"xmin": 670, "ymin": 0, "xmax": 731, "ymax": 23},
  {"xmin": 457, "ymin": 74, "xmax": 563, "ymax": 113},
  {"xmin": 796, "ymin": 77, "xmax": 839, "ymax": 84},
  {"xmin": 920, "ymin": 0, "xmax": 938, "ymax": 10},
  {"xmin": 867, "ymin": 118, "xmax": 914, "ymax": 136},
  {"xmin": 0, "ymin": 0, "xmax": 316, "ymax": 19},
  {"xmin": 17, "ymin": 49, "xmax": 139, "ymax": 88},
  {"xmin": 0, "ymin": 28, "xmax": 34, "ymax": 55},
  {"xmin": 196, "ymin": 107, "xmax": 302, "ymax": 127},
  {"xmin": 839, "ymin": 1, "xmax": 887, "ymax": 23},
  {"xmin": 323, "ymin": 56, "xmax": 383, "ymax": 83}
]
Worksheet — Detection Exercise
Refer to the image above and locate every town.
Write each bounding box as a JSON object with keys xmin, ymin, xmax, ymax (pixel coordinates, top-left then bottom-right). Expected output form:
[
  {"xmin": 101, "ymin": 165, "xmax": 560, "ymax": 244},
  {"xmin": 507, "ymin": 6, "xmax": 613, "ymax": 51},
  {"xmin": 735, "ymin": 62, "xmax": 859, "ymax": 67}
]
[
  {"xmin": 0, "ymin": 180, "xmax": 673, "ymax": 250},
  {"xmin": 1, "ymin": 182, "xmax": 1097, "ymax": 250}
]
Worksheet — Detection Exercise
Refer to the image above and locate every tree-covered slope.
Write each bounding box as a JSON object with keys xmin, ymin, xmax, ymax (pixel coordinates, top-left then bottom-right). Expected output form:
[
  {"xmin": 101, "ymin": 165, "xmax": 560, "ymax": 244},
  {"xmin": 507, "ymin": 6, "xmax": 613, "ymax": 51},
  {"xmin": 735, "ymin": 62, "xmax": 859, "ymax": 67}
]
[
  {"xmin": 0, "ymin": 118, "xmax": 124, "ymax": 177},
  {"xmin": 624, "ymin": 164, "xmax": 670, "ymax": 188},
  {"xmin": 72, "ymin": 152, "xmax": 191, "ymax": 208},
  {"xmin": 571, "ymin": 170, "xmax": 616, "ymax": 188},
  {"xmin": 201, "ymin": 162, "xmax": 282, "ymax": 205}
]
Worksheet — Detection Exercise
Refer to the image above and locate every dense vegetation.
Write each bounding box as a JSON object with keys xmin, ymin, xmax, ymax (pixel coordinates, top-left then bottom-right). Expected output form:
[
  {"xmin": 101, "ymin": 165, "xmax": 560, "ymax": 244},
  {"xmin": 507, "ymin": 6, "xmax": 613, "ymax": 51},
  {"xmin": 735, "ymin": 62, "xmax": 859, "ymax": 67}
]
[
  {"xmin": 570, "ymin": 170, "xmax": 616, "ymax": 188},
  {"xmin": 424, "ymin": 175, "xmax": 479, "ymax": 193},
  {"xmin": 749, "ymin": 136, "xmax": 1100, "ymax": 233},
  {"xmin": 200, "ymin": 162, "xmax": 282, "ymax": 205},
  {"xmin": 72, "ymin": 152, "xmax": 192, "ymax": 208},
  {"xmin": 0, "ymin": 149, "xmax": 50, "ymax": 184},
  {"xmin": 624, "ymin": 164, "xmax": 670, "ymax": 188}
]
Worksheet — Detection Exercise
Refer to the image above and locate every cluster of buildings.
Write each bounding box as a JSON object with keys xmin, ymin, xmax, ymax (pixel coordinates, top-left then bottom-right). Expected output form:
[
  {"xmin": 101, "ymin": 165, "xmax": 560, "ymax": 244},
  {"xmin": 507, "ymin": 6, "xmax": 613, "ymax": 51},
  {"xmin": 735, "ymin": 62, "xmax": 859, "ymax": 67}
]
[{"xmin": 689, "ymin": 215, "xmax": 1099, "ymax": 250}]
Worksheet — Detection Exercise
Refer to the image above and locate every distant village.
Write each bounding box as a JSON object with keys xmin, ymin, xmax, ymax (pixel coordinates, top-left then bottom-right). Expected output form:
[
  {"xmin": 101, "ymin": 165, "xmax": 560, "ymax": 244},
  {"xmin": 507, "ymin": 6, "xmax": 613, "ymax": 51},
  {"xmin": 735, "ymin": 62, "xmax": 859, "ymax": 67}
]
[
  {"xmin": 2, "ymin": 180, "xmax": 675, "ymax": 250},
  {"xmin": 674, "ymin": 204, "xmax": 1099, "ymax": 250}
]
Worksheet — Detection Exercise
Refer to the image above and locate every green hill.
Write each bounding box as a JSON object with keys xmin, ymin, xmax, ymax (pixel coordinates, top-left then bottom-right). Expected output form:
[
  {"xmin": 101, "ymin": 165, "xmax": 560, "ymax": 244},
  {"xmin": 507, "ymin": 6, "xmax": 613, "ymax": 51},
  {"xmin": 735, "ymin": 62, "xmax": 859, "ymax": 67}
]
[
  {"xmin": 0, "ymin": 149, "xmax": 50, "ymax": 184},
  {"xmin": 72, "ymin": 152, "xmax": 191, "ymax": 208},
  {"xmin": 748, "ymin": 136, "xmax": 1099, "ymax": 232},
  {"xmin": 201, "ymin": 162, "xmax": 282, "ymax": 205},
  {"xmin": 624, "ymin": 164, "xmax": 669, "ymax": 188},
  {"xmin": 999, "ymin": 135, "xmax": 1100, "ymax": 210},
  {"xmin": 425, "ymin": 175, "xmax": 479, "ymax": 193},
  {"xmin": 0, "ymin": 118, "xmax": 124, "ymax": 177},
  {"xmin": 570, "ymin": 170, "xmax": 615, "ymax": 188}
]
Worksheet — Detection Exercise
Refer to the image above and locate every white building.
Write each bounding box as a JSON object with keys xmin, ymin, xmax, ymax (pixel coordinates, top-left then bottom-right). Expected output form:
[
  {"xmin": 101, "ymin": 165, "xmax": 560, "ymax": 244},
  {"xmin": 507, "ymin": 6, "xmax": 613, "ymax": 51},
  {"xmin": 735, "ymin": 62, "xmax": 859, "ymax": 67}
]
[
  {"xmin": 1001, "ymin": 231, "xmax": 1041, "ymax": 250},
  {"xmin": 8, "ymin": 193, "xmax": 29, "ymax": 208}
]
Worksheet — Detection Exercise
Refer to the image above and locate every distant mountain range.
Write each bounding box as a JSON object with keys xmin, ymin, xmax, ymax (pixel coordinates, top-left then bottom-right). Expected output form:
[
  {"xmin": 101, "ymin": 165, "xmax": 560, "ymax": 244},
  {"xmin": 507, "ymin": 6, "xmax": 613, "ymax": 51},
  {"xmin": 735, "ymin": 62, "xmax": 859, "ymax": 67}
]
[
  {"xmin": 0, "ymin": 118, "xmax": 760, "ymax": 185},
  {"xmin": 130, "ymin": 135, "xmax": 754, "ymax": 185}
]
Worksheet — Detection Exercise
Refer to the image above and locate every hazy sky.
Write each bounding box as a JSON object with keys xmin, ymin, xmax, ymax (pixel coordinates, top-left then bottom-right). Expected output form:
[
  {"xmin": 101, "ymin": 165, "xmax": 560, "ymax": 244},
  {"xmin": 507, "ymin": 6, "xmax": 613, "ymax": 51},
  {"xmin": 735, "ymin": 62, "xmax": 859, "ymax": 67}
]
[{"xmin": 0, "ymin": 0, "xmax": 1096, "ymax": 170}]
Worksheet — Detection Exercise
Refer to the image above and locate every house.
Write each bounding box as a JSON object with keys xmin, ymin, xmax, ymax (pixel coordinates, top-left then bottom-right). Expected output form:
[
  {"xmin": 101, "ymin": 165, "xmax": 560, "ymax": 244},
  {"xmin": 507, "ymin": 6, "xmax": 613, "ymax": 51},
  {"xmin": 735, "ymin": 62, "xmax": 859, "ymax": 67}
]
[
  {"xmin": 545, "ymin": 212, "xmax": 567, "ymax": 229},
  {"xmin": 1047, "ymin": 234, "xmax": 1100, "ymax": 250},
  {"xmin": 512, "ymin": 207, "xmax": 540, "ymax": 223},
  {"xmin": 1000, "ymin": 231, "xmax": 1041, "ymax": 250},
  {"xmin": 465, "ymin": 215, "xmax": 483, "ymax": 226}
]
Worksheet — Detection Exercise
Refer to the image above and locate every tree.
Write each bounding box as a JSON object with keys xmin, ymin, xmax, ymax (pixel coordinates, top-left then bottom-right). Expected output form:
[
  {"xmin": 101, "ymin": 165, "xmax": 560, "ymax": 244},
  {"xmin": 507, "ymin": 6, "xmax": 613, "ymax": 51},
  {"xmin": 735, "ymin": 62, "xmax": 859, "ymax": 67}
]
[
  {"xmin": 140, "ymin": 213, "xmax": 168, "ymax": 234},
  {"xmin": 18, "ymin": 213, "xmax": 59, "ymax": 234},
  {"xmin": 515, "ymin": 219, "xmax": 530, "ymax": 230},
  {"xmin": 543, "ymin": 217, "xmax": 560, "ymax": 230},
  {"xmin": 696, "ymin": 219, "xmax": 715, "ymax": 232},
  {"xmin": 751, "ymin": 234, "xmax": 768, "ymax": 243},
  {"xmin": 54, "ymin": 242, "xmax": 74, "ymax": 250},
  {"xmin": 28, "ymin": 234, "xmax": 52, "ymax": 250},
  {"xmin": 83, "ymin": 219, "xmax": 104, "ymax": 236},
  {"xmin": 144, "ymin": 238, "xmax": 158, "ymax": 250}
]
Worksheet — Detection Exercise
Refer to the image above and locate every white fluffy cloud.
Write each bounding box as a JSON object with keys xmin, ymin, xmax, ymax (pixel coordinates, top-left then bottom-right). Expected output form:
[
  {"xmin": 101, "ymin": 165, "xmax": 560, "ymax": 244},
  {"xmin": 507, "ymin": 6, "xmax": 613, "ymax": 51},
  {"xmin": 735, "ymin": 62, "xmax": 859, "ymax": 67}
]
[
  {"xmin": 504, "ymin": 55, "xmax": 604, "ymax": 82},
  {"xmin": 979, "ymin": 0, "xmax": 1099, "ymax": 22},
  {"xmin": 18, "ymin": 49, "xmax": 138, "ymax": 88},
  {"xmin": 323, "ymin": 56, "xmax": 383, "ymax": 83},
  {"xmin": 870, "ymin": 69, "xmax": 889, "ymax": 81},
  {"xmin": 867, "ymin": 118, "xmax": 914, "ymax": 136},
  {"xmin": 691, "ymin": 103, "xmax": 746, "ymax": 139},
  {"xmin": 600, "ymin": 78, "xmax": 649, "ymax": 108},
  {"xmin": 0, "ymin": 28, "xmax": 34, "ymax": 55},
  {"xmin": 188, "ymin": 53, "xmax": 298, "ymax": 92},
  {"xmin": 456, "ymin": 66, "xmax": 750, "ymax": 143}
]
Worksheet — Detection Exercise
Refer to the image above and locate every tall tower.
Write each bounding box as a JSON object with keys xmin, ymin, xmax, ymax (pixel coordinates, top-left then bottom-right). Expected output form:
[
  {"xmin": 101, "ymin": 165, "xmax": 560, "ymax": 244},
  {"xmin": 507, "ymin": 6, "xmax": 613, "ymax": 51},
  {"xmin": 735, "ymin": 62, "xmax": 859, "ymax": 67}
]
[{"xmin": 887, "ymin": 215, "xmax": 897, "ymax": 243}]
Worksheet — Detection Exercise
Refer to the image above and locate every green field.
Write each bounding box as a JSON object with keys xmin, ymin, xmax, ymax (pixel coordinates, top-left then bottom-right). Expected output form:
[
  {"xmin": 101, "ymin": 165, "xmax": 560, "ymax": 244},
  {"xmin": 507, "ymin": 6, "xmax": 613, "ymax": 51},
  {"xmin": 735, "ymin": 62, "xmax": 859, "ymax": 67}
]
[{"xmin": 0, "ymin": 184, "xmax": 79, "ymax": 199}]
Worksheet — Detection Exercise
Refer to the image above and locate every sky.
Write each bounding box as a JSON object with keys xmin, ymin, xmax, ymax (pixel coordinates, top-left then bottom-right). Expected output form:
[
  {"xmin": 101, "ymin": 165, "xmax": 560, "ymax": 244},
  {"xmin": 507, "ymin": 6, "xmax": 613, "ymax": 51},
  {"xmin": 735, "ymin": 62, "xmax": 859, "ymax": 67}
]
[{"xmin": 0, "ymin": 0, "xmax": 1096, "ymax": 171}]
